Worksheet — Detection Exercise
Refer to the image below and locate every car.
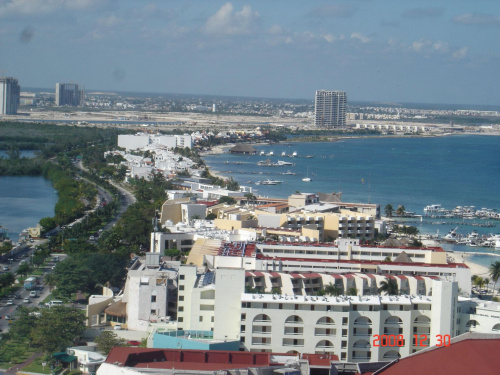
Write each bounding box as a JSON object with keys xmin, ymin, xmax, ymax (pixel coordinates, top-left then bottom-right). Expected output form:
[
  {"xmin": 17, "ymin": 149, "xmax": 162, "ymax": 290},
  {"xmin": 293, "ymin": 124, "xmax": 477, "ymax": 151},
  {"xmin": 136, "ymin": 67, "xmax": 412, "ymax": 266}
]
[
  {"xmin": 4, "ymin": 315, "xmax": 12, "ymax": 320},
  {"xmin": 14, "ymin": 294, "xmax": 21, "ymax": 299},
  {"xmin": 127, "ymin": 340, "xmax": 141, "ymax": 346},
  {"xmin": 113, "ymin": 324, "xmax": 122, "ymax": 330},
  {"xmin": 3, "ymin": 266, "xmax": 9, "ymax": 271},
  {"xmin": 29, "ymin": 291, "xmax": 38, "ymax": 298},
  {"xmin": 23, "ymin": 298, "xmax": 30, "ymax": 303},
  {"xmin": 6, "ymin": 300, "xmax": 14, "ymax": 306}
]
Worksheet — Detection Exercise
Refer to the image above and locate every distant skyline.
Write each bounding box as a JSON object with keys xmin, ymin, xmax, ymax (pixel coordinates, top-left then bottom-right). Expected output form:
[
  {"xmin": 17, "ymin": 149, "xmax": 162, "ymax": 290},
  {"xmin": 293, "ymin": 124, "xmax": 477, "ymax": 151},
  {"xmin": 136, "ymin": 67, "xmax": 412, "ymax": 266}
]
[{"xmin": 1, "ymin": 1, "xmax": 500, "ymax": 106}]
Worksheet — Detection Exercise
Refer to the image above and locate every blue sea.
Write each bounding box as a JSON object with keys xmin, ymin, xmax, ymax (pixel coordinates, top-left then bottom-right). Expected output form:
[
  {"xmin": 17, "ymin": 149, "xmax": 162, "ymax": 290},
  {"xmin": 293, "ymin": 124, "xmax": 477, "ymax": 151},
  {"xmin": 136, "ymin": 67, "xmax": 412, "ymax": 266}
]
[
  {"xmin": 0, "ymin": 176, "xmax": 58, "ymax": 241},
  {"xmin": 204, "ymin": 135, "xmax": 500, "ymax": 268}
]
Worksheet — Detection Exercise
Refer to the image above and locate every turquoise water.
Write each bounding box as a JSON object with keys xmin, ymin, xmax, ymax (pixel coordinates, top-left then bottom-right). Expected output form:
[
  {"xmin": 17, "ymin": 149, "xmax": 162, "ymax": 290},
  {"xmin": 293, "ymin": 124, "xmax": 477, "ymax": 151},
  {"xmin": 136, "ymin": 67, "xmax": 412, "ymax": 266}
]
[
  {"xmin": 0, "ymin": 176, "xmax": 58, "ymax": 241},
  {"xmin": 204, "ymin": 135, "xmax": 500, "ymax": 265}
]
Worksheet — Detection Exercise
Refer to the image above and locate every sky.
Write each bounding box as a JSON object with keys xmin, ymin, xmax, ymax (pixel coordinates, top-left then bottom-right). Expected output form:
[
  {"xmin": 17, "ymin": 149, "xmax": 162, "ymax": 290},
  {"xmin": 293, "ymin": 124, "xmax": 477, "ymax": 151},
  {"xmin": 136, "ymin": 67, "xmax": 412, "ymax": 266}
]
[{"xmin": 1, "ymin": 0, "xmax": 500, "ymax": 106}]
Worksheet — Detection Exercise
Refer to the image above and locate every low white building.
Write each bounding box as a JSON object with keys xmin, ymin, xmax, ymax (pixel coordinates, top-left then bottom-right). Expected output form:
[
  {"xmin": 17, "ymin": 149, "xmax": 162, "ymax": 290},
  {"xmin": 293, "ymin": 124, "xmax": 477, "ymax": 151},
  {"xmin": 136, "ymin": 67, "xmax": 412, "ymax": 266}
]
[{"xmin": 118, "ymin": 133, "xmax": 192, "ymax": 151}]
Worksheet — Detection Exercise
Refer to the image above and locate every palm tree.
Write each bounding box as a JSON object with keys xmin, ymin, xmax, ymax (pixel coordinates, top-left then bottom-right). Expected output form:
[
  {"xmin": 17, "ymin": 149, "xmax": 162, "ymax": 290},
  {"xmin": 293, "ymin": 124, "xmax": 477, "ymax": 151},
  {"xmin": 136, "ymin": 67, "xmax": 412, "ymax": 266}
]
[
  {"xmin": 324, "ymin": 282, "xmax": 341, "ymax": 296},
  {"xmin": 474, "ymin": 276, "xmax": 485, "ymax": 292},
  {"xmin": 489, "ymin": 261, "xmax": 500, "ymax": 297},
  {"xmin": 384, "ymin": 204, "xmax": 394, "ymax": 218},
  {"xmin": 378, "ymin": 277, "xmax": 399, "ymax": 295},
  {"xmin": 347, "ymin": 287, "xmax": 358, "ymax": 296},
  {"xmin": 396, "ymin": 205, "xmax": 406, "ymax": 217}
]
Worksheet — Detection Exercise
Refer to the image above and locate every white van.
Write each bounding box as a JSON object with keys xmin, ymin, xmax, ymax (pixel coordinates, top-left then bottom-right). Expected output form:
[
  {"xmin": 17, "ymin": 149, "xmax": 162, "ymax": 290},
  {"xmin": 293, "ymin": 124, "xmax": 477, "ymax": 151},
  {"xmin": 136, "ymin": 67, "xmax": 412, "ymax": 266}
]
[{"xmin": 45, "ymin": 300, "xmax": 63, "ymax": 307}]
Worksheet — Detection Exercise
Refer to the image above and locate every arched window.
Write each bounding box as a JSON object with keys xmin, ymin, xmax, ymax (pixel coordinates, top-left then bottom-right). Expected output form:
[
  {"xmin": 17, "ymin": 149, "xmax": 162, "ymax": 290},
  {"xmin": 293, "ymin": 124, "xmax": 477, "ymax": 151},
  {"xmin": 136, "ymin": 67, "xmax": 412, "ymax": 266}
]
[
  {"xmin": 253, "ymin": 314, "xmax": 271, "ymax": 323},
  {"xmin": 316, "ymin": 316, "xmax": 335, "ymax": 325},
  {"xmin": 385, "ymin": 316, "xmax": 402, "ymax": 325},
  {"xmin": 315, "ymin": 340, "xmax": 334, "ymax": 354},
  {"xmin": 354, "ymin": 316, "xmax": 372, "ymax": 325},
  {"xmin": 414, "ymin": 315, "xmax": 430, "ymax": 324},
  {"xmin": 383, "ymin": 350, "xmax": 401, "ymax": 359},
  {"xmin": 285, "ymin": 315, "xmax": 304, "ymax": 324},
  {"xmin": 465, "ymin": 320, "xmax": 479, "ymax": 329},
  {"xmin": 492, "ymin": 323, "xmax": 500, "ymax": 332},
  {"xmin": 352, "ymin": 339, "xmax": 371, "ymax": 349}
]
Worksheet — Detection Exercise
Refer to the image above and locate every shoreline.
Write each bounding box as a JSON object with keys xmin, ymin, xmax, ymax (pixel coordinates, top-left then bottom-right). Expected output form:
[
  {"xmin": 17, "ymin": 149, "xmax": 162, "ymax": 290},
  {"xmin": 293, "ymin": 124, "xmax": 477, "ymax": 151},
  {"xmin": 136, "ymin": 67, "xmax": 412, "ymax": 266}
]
[{"xmin": 447, "ymin": 251, "xmax": 491, "ymax": 277}]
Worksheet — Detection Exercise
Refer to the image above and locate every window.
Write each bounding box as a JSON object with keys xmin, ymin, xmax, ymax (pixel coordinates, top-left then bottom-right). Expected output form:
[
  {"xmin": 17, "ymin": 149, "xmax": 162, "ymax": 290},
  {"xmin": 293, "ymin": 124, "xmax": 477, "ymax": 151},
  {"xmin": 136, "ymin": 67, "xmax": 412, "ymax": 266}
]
[
  {"xmin": 241, "ymin": 325, "xmax": 246, "ymax": 333},
  {"xmin": 179, "ymin": 296, "xmax": 184, "ymax": 301},
  {"xmin": 211, "ymin": 316, "xmax": 214, "ymax": 322},
  {"xmin": 151, "ymin": 310, "xmax": 156, "ymax": 315},
  {"xmin": 199, "ymin": 316, "xmax": 203, "ymax": 322},
  {"xmin": 342, "ymin": 317, "xmax": 348, "ymax": 325},
  {"xmin": 179, "ymin": 285, "xmax": 184, "ymax": 291},
  {"xmin": 179, "ymin": 306, "xmax": 184, "ymax": 312},
  {"xmin": 241, "ymin": 313, "xmax": 246, "ymax": 321},
  {"xmin": 151, "ymin": 296, "xmax": 156, "ymax": 303},
  {"xmin": 179, "ymin": 275, "xmax": 185, "ymax": 280},
  {"xmin": 178, "ymin": 317, "xmax": 183, "ymax": 322}
]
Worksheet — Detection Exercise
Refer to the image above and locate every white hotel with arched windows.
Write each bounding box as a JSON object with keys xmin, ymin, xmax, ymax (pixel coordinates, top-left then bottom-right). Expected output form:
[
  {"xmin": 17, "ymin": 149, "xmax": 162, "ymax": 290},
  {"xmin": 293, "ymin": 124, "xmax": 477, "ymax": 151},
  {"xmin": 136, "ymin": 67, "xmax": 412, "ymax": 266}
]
[{"xmin": 173, "ymin": 265, "xmax": 499, "ymax": 363}]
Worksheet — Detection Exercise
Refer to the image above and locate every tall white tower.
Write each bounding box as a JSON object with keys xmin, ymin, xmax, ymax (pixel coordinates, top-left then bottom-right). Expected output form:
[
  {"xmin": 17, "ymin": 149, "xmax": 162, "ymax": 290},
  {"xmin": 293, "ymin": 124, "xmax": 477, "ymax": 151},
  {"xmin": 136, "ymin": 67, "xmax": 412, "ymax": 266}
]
[
  {"xmin": 0, "ymin": 77, "xmax": 21, "ymax": 114},
  {"xmin": 315, "ymin": 90, "xmax": 347, "ymax": 128}
]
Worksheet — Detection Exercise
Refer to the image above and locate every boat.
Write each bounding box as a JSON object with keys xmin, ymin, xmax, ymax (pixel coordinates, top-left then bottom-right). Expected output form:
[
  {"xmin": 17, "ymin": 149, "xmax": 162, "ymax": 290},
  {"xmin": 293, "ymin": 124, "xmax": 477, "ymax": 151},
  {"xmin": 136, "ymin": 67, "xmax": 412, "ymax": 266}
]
[
  {"xmin": 302, "ymin": 167, "xmax": 312, "ymax": 182},
  {"xmin": 442, "ymin": 227, "xmax": 459, "ymax": 243},
  {"xmin": 259, "ymin": 151, "xmax": 265, "ymax": 155},
  {"xmin": 424, "ymin": 204, "xmax": 442, "ymax": 214},
  {"xmin": 281, "ymin": 151, "xmax": 286, "ymax": 156},
  {"xmin": 261, "ymin": 179, "xmax": 283, "ymax": 185},
  {"xmin": 276, "ymin": 160, "xmax": 293, "ymax": 166},
  {"xmin": 283, "ymin": 170, "xmax": 296, "ymax": 175},
  {"xmin": 291, "ymin": 151, "xmax": 297, "ymax": 157}
]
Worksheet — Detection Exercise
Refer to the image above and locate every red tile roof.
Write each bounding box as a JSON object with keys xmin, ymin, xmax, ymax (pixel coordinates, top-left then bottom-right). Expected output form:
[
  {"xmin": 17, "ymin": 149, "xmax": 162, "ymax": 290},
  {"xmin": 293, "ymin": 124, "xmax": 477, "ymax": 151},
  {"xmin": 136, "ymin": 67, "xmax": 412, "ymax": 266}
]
[{"xmin": 373, "ymin": 335, "xmax": 500, "ymax": 375}]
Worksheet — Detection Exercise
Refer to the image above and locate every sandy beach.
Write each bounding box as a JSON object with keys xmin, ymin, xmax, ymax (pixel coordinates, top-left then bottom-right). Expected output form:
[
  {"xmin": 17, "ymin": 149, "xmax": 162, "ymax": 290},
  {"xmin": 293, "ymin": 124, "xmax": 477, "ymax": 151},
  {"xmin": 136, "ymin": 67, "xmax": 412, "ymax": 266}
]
[{"xmin": 448, "ymin": 251, "xmax": 490, "ymax": 277}]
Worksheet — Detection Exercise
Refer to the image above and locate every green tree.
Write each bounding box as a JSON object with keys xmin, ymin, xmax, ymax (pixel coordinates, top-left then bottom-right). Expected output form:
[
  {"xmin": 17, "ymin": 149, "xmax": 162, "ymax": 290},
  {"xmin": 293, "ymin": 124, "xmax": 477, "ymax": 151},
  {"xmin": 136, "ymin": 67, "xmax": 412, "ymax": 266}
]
[
  {"xmin": 8, "ymin": 307, "xmax": 40, "ymax": 343},
  {"xmin": 30, "ymin": 306, "xmax": 86, "ymax": 353},
  {"xmin": 16, "ymin": 263, "xmax": 31, "ymax": 278},
  {"xmin": 384, "ymin": 204, "xmax": 394, "ymax": 218},
  {"xmin": 205, "ymin": 213, "xmax": 217, "ymax": 220},
  {"xmin": 95, "ymin": 331, "xmax": 127, "ymax": 354},
  {"xmin": 39, "ymin": 217, "xmax": 57, "ymax": 232},
  {"xmin": 164, "ymin": 248, "xmax": 181, "ymax": 259},
  {"xmin": 219, "ymin": 196, "xmax": 236, "ymax": 205},
  {"xmin": 378, "ymin": 277, "xmax": 399, "ymax": 295},
  {"xmin": 347, "ymin": 287, "xmax": 358, "ymax": 296},
  {"xmin": 324, "ymin": 282, "xmax": 341, "ymax": 296},
  {"xmin": 396, "ymin": 205, "xmax": 406, "ymax": 217},
  {"xmin": 52, "ymin": 256, "xmax": 94, "ymax": 299},
  {"xmin": 489, "ymin": 261, "xmax": 500, "ymax": 297}
]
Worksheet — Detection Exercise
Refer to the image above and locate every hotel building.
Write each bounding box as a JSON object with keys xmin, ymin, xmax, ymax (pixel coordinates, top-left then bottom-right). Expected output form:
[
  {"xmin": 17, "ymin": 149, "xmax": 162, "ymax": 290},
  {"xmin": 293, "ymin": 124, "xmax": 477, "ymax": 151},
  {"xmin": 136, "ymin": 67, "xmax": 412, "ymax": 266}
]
[
  {"xmin": 315, "ymin": 90, "xmax": 347, "ymax": 128},
  {"xmin": 0, "ymin": 77, "xmax": 20, "ymax": 114}
]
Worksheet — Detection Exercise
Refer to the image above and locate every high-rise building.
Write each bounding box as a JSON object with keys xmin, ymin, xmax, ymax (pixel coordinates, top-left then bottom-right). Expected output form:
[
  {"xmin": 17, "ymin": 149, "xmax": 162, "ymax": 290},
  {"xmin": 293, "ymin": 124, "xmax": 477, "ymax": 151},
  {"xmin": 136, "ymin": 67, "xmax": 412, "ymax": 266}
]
[
  {"xmin": 315, "ymin": 90, "xmax": 347, "ymax": 128},
  {"xmin": 0, "ymin": 77, "xmax": 21, "ymax": 115},
  {"xmin": 55, "ymin": 83, "xmax": 84, "ymax": 106}
]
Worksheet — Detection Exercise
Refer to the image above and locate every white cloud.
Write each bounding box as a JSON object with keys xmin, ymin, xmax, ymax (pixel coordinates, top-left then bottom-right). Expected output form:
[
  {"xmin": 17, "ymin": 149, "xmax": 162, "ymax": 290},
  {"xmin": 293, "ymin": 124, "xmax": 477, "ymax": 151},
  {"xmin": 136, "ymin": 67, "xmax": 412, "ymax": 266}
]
[
  {"xmin": 453, "ymin": 13, "xmax": 500, "ymax": 26},
  {"xmin": 411, "ymin": 40, "xmax": 431, "ymax": 52},
  {"xmin": 351, "ymin": 32, "xmax": 370, "ymax": 43},
  {"xmin": 433, "ymin": 41, "xmax": 449, "ymax": 53},
  {"xmin": 452, "ymin": 47, "xmax": 468, "ymax": 60},
  {"xmin": 203, "ymin": 3, "xmax": 260, "ymax": 36},
  {"xmin": 322, "ymin": 34, "xmax": 336, "ymax": 43},
  {"xmin": 268, "ymin": 25, "xmax": 284, "ymax": 35}
]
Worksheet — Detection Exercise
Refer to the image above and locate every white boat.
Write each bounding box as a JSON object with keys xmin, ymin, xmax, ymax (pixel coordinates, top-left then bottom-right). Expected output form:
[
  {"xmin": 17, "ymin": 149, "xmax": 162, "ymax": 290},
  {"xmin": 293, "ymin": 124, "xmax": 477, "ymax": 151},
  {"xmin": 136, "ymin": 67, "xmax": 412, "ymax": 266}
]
[
  {"xmin": 283, "ymin": 170, "xmax": 296, "ymax": 175},
  {"xmin": 262, "ymin": 179, "xmax": 283, "ymax": 185},
  {"xmin": 281, "ymin": 151, "xmax": 286, "ymax": 156},
  {"xmin": 443, "ymin": 227, "xmax": 459, "ymax": 243},
  {"xmin": 266, "ymin": 151, "xmax": 274, "ymax": 156},
  {"xmin": 302, "ymin": 167, "xmax": 312, "ymax": 182},
  {"xmin": 259, "ymin": 151, "xmax": 265, "ymax": 155},
  {"xmin": 290, "ymin": 151, "xmax": 297, "ymax": 157},
  {"xmin": 424, "ymin": 204, "xmax": 442, "ymax": 214},
  {"xmin": 276, "ymin": 160, "xmax": 293, "ymax": 166}
]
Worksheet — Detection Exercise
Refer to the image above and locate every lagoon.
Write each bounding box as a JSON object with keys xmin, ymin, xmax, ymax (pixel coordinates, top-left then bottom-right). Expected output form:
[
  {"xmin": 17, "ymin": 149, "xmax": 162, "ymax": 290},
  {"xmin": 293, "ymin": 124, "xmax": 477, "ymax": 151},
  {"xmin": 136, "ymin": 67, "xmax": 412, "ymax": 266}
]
[{"xmin": 0, "ymin": 176, "xmax": 58, "ymax": 241}]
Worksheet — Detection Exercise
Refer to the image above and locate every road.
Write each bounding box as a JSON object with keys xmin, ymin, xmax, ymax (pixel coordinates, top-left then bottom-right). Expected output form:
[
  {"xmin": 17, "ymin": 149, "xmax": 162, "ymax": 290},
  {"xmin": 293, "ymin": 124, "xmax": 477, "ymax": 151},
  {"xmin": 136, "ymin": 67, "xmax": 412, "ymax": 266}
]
[{"xmin": 0, "ymin": 242, "xmax": 65, "ymax": 333}]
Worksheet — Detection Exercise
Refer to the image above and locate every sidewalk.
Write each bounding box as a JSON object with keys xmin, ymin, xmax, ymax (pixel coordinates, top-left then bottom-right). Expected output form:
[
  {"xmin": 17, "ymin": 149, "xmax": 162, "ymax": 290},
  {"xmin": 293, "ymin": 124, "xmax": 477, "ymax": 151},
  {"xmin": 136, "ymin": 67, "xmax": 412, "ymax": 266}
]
[{"xmin": 5, "ymin": 351, "xmax": 43, "ymax": 375}]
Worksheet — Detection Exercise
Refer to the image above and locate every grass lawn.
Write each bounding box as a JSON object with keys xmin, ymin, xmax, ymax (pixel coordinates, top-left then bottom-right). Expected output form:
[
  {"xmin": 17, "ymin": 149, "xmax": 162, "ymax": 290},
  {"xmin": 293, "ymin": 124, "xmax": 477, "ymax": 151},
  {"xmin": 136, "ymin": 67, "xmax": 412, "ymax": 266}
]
[
  {"xmin": 0, "ymin": 340, "xmax": 37, "ymax": 368},
  {"xmin": 21, "ymin": 358, "xmax": 53, "ymax": 374}
]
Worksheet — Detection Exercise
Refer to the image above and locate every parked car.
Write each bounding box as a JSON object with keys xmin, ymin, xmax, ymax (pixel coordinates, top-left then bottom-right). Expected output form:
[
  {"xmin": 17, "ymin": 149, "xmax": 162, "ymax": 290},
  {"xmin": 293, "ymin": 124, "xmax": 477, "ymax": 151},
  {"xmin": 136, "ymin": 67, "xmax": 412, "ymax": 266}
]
[
  {"xmin": 6, "ymin": 300, "xmax": 14, "ymax": 306},
  {"xmin": 127, "ymin": 340, "xmax": 141, "ymax": 346},
  {"xmin": 113, "ymin": 324, "xmax": 122, "ymax": 330},
  {"xmin": 23, "ymin": 298, "xmax": 30, "ymax": 303},
  {"xmin": 3, "ymin": 266, "xmax": 9, "ymax": 271},
  {"xmin": 29, "ymin": 291, "xmax": 38, "ymax": 298}
]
